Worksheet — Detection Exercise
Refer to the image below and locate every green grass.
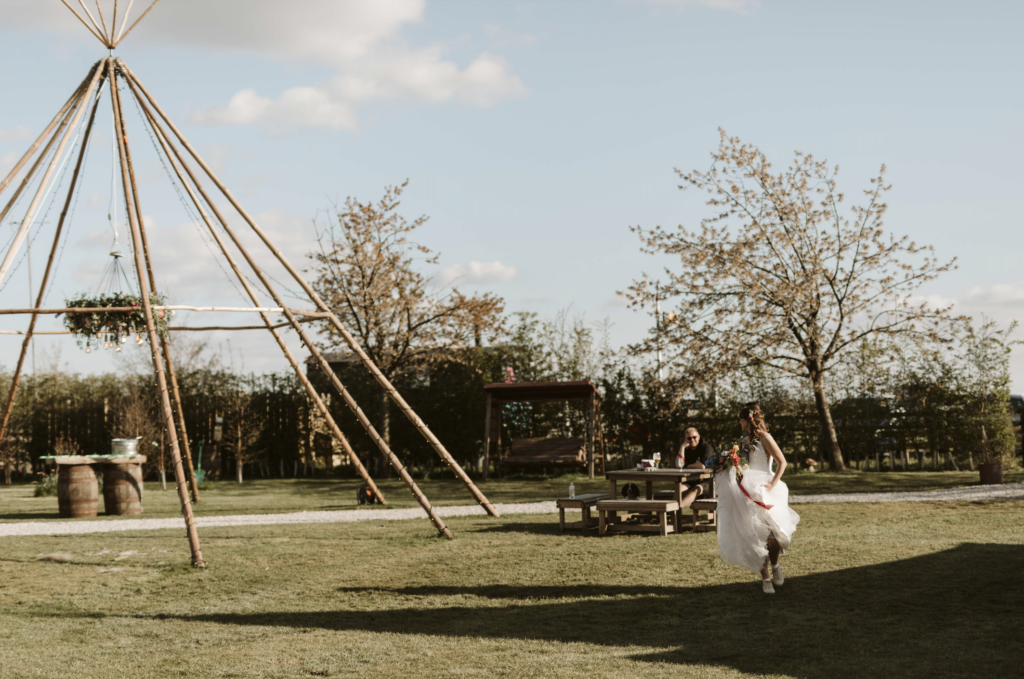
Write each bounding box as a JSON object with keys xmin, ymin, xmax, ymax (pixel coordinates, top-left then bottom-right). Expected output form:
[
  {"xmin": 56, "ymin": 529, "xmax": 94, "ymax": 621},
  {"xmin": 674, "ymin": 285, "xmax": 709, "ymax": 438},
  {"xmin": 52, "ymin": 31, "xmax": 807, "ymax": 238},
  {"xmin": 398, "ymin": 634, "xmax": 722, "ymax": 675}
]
[
  {"xmin": 1, "ymin": 468, "xmax": 1021, "ymax": 524},
  {"xmin": 0, "ymin": 500, "xmax": 1021, "ymax": 678}
]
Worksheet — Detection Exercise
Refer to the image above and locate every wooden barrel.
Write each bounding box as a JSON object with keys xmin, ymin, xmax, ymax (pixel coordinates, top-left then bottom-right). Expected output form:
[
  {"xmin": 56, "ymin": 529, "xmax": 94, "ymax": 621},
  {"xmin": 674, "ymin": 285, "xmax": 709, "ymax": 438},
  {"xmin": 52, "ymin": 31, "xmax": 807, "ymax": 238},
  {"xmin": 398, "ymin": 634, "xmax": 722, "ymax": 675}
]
[
  {"xmin": 57, "ymin": 464, "xmax": 99, "ymax": 518},
  {"xmin": 103, "ymin": 463, "xmax": 144, "ymax": 516}
]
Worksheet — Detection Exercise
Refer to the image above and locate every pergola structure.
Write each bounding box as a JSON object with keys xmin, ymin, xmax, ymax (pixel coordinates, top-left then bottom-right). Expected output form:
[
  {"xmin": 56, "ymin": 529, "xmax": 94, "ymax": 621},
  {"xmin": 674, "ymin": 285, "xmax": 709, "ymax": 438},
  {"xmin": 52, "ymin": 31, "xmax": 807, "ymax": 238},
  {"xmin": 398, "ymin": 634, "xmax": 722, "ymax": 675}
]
[
  {"xmin": 482, "ymin": 381, "xmax": 606, "ymax": 479},
  {"xmin": 0, "ymin": 0, "xmax": 498, "ymax": 566}
]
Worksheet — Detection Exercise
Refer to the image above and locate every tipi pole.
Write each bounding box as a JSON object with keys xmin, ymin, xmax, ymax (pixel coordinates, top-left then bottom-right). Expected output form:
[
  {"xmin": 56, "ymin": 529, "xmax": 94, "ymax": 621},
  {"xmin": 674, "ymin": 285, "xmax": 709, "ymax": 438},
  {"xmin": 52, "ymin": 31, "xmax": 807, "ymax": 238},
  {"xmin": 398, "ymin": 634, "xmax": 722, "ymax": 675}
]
[
  {"xmin": 121, "ymin": 61, "xmax": 500, "ymax": 518},
  {"xmin": 113, "ymin": 89, "xmax": 199, "ymax": 504},
  {"xmin": 123, "ymin": 80, "xmax": 461, "ymax": 538},
  {"xmin": 0, "ymin": 79, "xmax": 90, "ymax": 230},
  {"xmin": 0, "ymin": 65, "xmax": 106, "ymax": 458},
  {"xmin": 113, "ymin": 0, "xmax": 162, "ymax": 47},
  {"xmin": 0, "ymin": 77, "xmax": 88, "ymax": 198},
  {"xmin": 125, "ymin": 81, "xmax": 390, "ymax": 510},
  {"xmin": 59, "ymin": 0, "xmax": 109, "ymax": 47},
  {"xmin": 108, "ymin": 61, "xmax": 204, "ymax": 567},
  {"xmin": 0, "ymin": 62, "xmax": 104, "ymax": 291}
]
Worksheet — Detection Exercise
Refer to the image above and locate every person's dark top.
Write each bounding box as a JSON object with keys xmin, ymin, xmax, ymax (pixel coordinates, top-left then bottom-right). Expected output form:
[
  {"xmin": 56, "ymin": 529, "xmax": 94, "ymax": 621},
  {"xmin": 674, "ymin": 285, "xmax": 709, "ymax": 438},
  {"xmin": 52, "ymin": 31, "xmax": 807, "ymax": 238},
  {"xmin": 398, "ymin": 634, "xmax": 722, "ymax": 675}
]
[{"xmin": 683, "ymin": 440, "xmax": 716, "ymax": 466}]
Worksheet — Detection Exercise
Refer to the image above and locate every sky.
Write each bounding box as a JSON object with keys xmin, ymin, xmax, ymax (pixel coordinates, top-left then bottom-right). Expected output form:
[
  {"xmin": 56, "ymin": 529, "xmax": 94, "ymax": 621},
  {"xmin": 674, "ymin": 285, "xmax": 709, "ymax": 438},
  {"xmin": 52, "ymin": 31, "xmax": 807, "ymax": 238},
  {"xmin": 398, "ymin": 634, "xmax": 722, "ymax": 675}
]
[{"xmin": 0, "ymin": 0, "xmax": 1021, "ymax": 392}]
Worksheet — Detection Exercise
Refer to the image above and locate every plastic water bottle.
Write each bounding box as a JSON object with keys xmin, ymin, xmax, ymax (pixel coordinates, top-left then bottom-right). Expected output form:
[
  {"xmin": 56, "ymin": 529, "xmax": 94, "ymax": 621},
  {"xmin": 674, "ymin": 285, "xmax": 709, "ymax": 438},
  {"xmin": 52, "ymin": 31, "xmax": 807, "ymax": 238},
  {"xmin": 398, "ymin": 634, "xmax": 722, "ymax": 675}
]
[{"xmin": 569, "ymin": 482, "xmax": 575, "ymax": 499}]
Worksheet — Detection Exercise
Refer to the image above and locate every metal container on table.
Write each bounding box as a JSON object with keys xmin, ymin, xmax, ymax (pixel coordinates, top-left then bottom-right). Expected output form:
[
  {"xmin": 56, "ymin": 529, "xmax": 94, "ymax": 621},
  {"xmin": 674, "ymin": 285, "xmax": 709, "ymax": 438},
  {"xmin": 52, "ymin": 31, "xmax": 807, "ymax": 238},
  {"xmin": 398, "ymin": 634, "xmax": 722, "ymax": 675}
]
[
  {"xmin": 57, "ymin": 463, "xmax": 99, "ymax": 518},
  {"xmin": 110, "ymin": 438, "xmax": 140, "ymax": 456}
]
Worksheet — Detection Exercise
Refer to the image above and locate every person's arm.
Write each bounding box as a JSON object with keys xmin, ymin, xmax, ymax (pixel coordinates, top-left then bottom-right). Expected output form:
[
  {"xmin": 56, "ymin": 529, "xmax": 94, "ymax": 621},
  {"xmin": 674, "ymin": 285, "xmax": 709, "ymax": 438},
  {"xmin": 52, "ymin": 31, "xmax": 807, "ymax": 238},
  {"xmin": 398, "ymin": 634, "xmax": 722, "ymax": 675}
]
[{"xmin": 760, "ymin": 432, "xmax": 787, "ymax": 491}]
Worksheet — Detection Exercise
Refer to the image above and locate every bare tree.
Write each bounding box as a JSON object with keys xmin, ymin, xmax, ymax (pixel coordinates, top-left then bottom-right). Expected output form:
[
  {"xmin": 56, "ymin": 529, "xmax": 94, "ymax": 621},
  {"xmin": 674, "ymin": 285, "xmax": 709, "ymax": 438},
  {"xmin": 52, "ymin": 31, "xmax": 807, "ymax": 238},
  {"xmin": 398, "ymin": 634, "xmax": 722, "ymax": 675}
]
[
  {"xmin": 308, "ymin": 181, "xmax": 504, "ymax": 475},
  {"xmin": 625, "ymin": 130, "xmax": 959, "ymax": 471}
]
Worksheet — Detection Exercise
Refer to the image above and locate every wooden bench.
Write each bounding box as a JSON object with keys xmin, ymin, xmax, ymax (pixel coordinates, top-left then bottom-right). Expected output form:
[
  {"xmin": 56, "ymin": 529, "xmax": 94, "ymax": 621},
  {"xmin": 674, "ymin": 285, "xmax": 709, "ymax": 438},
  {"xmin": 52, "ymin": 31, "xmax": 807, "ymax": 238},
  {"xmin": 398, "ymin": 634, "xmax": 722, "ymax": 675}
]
[
  {"xmin": 691, "ymin": 498, "xmax": 718, "ymax": 533},
  {"xmin": 500, "ymin": 437, "xmax": 605, "ymax": 475},
  {"xmin": 556, "ymin": 493, "xmax": 609, "ymax": 531},
  {"xmin": 596, "ymin": 499, "xmax": 680, "ymax": 536}
]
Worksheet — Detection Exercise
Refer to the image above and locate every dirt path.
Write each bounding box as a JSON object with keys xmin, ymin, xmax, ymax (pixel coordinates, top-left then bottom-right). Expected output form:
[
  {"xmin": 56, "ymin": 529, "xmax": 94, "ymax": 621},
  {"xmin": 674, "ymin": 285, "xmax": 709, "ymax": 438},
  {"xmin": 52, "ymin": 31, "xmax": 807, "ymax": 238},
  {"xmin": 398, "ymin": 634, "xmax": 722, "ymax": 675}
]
[{"xmin": 2, "ymin": 484, "xmax": 1021, "ymax": 538}]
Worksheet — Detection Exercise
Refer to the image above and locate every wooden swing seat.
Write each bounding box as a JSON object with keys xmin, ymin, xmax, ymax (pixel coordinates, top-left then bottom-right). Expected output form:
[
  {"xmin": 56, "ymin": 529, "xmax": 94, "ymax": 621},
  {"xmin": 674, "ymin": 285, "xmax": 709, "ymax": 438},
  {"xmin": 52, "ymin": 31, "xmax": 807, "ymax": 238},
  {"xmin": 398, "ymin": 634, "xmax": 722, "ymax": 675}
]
[{"xmin": 499, "ymin": 437, "xmax": 604, "ymax": 472}]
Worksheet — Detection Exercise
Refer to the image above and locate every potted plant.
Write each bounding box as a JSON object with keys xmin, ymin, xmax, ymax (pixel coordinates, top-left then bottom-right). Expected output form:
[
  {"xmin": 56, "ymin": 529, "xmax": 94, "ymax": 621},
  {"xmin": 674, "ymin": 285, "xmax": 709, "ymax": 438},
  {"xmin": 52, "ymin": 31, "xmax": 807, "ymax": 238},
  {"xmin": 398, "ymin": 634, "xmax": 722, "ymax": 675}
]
[
  {"xmin": 977, "ymin": 425, "xmax": 1011, "ymax": 485},
  {"xmin": 59, "ymin": 292, "xmax": 171, "ymax": 353}
]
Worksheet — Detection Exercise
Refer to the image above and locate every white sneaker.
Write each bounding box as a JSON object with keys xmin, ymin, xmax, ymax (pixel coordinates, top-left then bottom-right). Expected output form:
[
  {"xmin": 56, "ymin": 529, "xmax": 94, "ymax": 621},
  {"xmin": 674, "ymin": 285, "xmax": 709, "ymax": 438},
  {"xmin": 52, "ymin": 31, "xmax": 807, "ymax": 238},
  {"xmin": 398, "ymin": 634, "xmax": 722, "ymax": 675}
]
[
  {"xmin": 762, "ymin": 579, "xmax": 775, "ymax": 594},
  {"xmin": 772, "ymin": 564, "xmax": 784, "ymax": 587}
]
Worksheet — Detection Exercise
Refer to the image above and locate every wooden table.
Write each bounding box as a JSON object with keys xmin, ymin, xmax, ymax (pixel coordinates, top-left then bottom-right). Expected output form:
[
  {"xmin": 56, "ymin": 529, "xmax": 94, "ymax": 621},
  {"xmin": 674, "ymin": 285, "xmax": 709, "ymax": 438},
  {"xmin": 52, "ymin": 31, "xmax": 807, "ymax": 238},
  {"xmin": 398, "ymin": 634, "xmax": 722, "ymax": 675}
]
[{"xmin": 605, "ymin": 468, "xmax": 714, "ymax": 529}]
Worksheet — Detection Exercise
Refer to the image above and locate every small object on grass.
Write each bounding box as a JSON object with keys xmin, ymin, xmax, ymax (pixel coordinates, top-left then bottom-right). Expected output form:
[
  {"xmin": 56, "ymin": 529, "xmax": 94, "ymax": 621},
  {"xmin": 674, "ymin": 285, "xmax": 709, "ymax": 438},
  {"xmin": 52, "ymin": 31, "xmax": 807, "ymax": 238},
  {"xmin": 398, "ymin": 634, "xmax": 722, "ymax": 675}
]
[
  {"xmin": 37, "ymin": 553, "xmax": 75, "ymax": 562},
  {"xmin": 114, "ymin": 550, "xmax": 137, "ymax": 561},
  {"xmin": 357, "ymin": 485, "xmax": 378, "ymax": 505},
  {"xmin": 98, "ymin": 567, "xmax": 123, "ymax": 574}
]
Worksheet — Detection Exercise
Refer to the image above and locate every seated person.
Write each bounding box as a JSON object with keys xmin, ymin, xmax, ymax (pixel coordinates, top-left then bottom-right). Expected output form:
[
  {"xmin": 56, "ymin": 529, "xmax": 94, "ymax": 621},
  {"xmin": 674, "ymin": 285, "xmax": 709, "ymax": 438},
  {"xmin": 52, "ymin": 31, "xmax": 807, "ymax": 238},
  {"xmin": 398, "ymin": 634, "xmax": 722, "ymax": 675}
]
[{"xmin": 675, "ymin": 427, "xmax": 715, "ymax": 507}]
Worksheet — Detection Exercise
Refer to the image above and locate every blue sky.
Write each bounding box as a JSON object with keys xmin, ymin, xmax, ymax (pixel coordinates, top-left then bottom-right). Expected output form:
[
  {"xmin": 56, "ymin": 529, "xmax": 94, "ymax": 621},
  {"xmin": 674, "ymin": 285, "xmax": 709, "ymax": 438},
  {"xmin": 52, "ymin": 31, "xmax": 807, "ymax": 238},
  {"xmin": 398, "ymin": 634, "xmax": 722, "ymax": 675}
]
[{"xmin": 0, "ymin": 0, "xmax": 1021, "ymax": 392}]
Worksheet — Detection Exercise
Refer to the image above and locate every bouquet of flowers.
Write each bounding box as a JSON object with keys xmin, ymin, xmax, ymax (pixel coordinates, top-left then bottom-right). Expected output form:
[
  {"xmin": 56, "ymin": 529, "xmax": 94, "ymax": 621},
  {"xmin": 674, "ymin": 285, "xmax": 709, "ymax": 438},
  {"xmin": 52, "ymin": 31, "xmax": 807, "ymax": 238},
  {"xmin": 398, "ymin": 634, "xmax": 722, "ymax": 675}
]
[{"xmin": 704, "ymin": 444, "xmax": 744, "ymax": 481}]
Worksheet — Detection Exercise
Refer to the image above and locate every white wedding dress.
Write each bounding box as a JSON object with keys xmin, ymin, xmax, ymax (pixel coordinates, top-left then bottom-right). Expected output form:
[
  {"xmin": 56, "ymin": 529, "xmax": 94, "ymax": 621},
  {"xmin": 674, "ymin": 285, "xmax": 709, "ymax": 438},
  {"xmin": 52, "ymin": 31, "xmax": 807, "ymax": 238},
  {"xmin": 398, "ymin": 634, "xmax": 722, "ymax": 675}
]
[{"xmin": 714, "ymin": 439, "xmax": 800, "ymax": 573}]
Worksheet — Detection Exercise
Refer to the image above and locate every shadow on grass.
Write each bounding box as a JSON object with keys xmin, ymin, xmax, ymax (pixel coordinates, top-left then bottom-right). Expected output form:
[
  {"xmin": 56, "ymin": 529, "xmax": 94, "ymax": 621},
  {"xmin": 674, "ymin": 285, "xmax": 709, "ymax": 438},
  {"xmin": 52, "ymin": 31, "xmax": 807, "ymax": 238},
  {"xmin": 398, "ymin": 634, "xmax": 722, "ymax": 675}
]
[
  {"xmin": 112, "ymin": 543, "xmax": 1022, "ymax": 677},
  {"xmin": 0, "ymin": 513, "xmax": 62, "ymax": 521}
]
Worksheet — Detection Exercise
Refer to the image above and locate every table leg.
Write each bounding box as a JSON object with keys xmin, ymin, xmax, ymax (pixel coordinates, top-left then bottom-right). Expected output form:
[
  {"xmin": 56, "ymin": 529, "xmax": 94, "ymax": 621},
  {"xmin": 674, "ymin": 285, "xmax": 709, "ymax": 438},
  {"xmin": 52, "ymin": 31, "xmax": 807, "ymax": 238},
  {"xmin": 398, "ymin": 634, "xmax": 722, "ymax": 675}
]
[
  {"xmin": 609, "ymin": 479, "xmax": 617, "ymax": 499},
  {"xmin": 599, "ymin": 509, "xmax": 606, "ymax": 535},
  {"xmin": 559, "ymin": 507, "xmax": 565, "ymax": 531},
  {"xmin": 659, "ymin": 511, "xmax": 668, "ymax": 536},
  {"xmin": 673, "ymin": 508, "xmax": 680, "ymax": 533},
  {"xmin": 582, "ymin": 504, "xmax": 591, "ymax": 528},
  {"xmin": 645, "ymin": 480, "xmax": 653, "ymax": 500}
]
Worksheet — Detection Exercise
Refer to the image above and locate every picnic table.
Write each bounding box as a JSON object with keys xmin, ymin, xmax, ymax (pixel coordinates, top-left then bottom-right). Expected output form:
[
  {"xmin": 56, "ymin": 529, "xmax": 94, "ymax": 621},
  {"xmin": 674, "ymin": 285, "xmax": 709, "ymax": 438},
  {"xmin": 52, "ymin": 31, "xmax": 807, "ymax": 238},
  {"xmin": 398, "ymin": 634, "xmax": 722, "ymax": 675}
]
[
  {"xmin": 599, "ymin": 468, "xmax": 716, "ymax": 535},
  {"xmin": 605, "ymin": 467, "xmax": 715, "ymax": 504}
]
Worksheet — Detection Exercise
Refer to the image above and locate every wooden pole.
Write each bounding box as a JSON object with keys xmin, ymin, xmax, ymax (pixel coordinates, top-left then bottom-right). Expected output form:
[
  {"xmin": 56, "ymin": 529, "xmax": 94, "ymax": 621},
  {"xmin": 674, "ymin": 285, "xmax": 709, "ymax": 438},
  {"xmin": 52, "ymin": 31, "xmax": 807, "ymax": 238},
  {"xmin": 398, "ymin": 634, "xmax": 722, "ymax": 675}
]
[
  {"xmin": 76, "ymin": 0, "xmax": 109, "ymax": 45},
  {"xmin": 124, "ymin": 78, "xmax": 391, "ymax": 511},
  {"xmin": 586, "ymin": 392, "xmax": 595, "ymax": 479},
  {"xmin": 93, "ymin": 0, "xmax": 112, "ymax": 44},
  {"xmin": 0, "ymin": 82, "xmax": 85, "ymax": 199},
  {"xmin": 0, "ymin": 63, "xmax": 106, "ymax": 461},
  {"xmin": 482, "ymin": 393, "xmax": 492, "ymax": 481},
  {"xmin": 111, "ymin": 0, "xmax": 119, "ymax": 40},
  {"xmin": 130, "ymin": 98, "xmax": 452, "ymax": 541},
  {"xmin": 113, "ymin": 0, "xmax": 162, "ymax": 47},
  {"xmin": 108, "ymin": 60, "xmax": 204, "ymax": 567},
  {"xmin": 60, "ymin": 0, "xmax": 109, "ymax": 46},
  {"xmin": 0, "ymin": 63, "xmax": 104, "ymax": 291},
  {"xmin": 113, "ymin": 85, "xmax": 199, "ymax": 505},
  {"xmin": 120, "ymin": 60, "xmax": 499, "ymax": 518},
  {"xmin": 0, "ymin": 89, "xmax": 84, "ymax": 229},
  {"xmin": 115, "ymin": 0, "xmax": 135, "ymax": 41}
]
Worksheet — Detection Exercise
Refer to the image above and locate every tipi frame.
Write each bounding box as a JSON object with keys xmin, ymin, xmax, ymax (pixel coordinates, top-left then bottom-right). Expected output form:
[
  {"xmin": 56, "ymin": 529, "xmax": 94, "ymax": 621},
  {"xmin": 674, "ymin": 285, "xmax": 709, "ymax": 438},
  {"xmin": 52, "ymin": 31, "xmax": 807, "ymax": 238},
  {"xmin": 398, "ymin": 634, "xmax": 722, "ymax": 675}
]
[{"xmin": 0, "ymin": 1, "xmax": 498, "ymax": 567}]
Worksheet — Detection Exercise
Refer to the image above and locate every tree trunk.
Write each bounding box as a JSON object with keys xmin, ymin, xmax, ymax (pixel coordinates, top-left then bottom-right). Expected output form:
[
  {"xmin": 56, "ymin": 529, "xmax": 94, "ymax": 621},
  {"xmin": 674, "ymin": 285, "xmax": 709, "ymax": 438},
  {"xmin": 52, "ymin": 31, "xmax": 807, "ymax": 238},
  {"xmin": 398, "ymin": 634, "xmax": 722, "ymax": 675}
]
[
  {"xmin": 375, "ymin": 383, "xmax": 392, "ymax": 478},
  {"xmin": 3, "ymin": 462, "xmax": 10, "ymax": 485},
  {"xmin": 810, "ymin": 370, "xmax": 845, "ymax": 471},
  {"xmin": 236, "ymin": 461, "xmax": 243, "ymax": 484}
]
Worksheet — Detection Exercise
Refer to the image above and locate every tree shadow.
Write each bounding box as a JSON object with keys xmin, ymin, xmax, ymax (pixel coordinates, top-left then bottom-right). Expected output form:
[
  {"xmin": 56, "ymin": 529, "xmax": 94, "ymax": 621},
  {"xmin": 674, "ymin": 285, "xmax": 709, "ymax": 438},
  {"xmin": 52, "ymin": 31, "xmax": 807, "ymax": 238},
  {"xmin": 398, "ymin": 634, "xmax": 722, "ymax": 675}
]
[
  {"xmin": 0, "ymin": 512, "xmax": 63, "ymax": 520},
  {"xmin": 59, "ymin": 544, "xmax": 1024, "ymax": 677}
]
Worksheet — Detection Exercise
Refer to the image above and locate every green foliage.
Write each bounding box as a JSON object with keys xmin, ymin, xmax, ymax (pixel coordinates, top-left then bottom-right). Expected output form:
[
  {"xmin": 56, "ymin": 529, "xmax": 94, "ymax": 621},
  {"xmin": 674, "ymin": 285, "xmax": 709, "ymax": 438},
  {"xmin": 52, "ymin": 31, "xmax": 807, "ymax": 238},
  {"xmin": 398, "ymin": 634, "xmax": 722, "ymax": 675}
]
[
  {"xmin": 33, "ymin": 471, "xmax": 57, "ymax": 497},
  {"xmin": 61, "ymin": 292, "xmax": 171, "ymax": 351}
]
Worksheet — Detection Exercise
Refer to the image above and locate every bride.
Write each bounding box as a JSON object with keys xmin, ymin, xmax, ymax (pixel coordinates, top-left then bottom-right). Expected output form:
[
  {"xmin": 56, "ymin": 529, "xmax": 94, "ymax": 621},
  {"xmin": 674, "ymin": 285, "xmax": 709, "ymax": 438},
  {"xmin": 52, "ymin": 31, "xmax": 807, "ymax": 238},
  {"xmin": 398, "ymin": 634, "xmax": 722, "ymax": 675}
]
[{"xmin": 714, "ymin": 402, "xmax": 800, "ymax": 594}]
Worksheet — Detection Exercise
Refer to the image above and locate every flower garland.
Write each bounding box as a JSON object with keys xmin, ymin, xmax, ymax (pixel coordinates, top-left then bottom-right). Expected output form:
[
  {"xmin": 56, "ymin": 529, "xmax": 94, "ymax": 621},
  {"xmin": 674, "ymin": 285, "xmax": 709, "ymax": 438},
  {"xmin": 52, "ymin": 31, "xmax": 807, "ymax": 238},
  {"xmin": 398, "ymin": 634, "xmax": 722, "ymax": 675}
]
[{"xmin": 60, "ymin": 292, "xmax": 171, "ymax": 353}]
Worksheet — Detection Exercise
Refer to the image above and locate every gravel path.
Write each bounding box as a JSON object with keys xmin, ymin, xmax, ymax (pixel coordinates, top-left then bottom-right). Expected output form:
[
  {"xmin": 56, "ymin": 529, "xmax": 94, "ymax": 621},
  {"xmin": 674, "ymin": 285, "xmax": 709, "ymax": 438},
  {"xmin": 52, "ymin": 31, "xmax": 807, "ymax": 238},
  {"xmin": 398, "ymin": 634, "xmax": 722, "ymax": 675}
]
[{"xmin": 2, "ymin": 484, "xmax": 1021, "ymax": 538}]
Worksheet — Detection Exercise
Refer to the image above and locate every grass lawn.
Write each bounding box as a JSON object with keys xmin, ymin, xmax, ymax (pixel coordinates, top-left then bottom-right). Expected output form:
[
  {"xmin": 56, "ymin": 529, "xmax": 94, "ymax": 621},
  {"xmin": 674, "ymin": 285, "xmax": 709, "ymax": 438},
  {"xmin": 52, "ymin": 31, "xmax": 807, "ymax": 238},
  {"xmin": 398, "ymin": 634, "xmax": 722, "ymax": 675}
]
[
  {"xmin": 1, "ymin": 468, "xmax": 1021, "ymax": 523},
  {"xmin": 0, "ymin": 499, "xmax": 1022, "ymax": 678}
]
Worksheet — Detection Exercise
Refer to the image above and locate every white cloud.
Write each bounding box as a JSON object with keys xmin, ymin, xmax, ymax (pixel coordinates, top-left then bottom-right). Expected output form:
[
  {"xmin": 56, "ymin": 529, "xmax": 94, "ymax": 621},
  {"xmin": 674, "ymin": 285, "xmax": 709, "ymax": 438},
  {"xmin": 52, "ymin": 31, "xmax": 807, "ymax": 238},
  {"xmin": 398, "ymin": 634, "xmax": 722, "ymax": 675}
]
[
  {"xmin": 962, "ymin": 281, "xmax": 1024, "ymax": 308},
  {"xmin": 633, "ymin": 0, "xmax": 759, "ymax": 12},
  {"xmin": 0, "ymin": 0, "xmax": 528, "ymax": 130},
  {"xmin": 435, "ymin": 260, "xmax": 518, "ymax": 287},
  {"xmin": 0, "ymin": 126, "xmax": 31, "ymax": 142},
  {"xmin": 0, "ymin": 151, "xmax": 18, "ymax": 178}
]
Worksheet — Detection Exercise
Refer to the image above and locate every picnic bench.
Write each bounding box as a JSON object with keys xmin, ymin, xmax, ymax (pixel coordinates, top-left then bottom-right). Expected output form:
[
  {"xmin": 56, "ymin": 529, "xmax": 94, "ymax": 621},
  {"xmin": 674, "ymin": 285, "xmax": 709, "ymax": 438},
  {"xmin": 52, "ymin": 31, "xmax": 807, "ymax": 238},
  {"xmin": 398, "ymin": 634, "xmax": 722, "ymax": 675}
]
[
  {"xmin": 555, "ymin": 492, "xmax": 609, "ymax": 531},
  {"xmin": 596, "ymin": 499, "xmax": 680, "ymax": 536},
  {"xmin": 690, "ymin": 498, "xmax": 718, "ymax": 533},
  {"xmin": 653, "ymin": 490, "xmax": 718, "ymax": 532}
]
